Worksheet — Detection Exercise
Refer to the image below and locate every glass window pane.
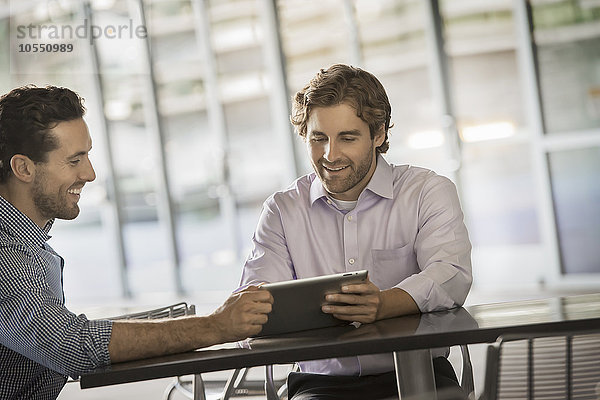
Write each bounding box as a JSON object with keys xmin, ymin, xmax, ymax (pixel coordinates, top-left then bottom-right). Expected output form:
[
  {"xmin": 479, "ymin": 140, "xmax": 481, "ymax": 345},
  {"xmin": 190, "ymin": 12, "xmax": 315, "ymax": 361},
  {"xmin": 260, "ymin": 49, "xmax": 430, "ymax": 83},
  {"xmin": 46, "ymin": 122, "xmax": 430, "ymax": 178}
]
[
  {"xmin": 442, "ymin": 0, "xmax": 540, "ymax": 246},
  {"xmin": 5, "ymin": 2, "xmax": 125, "ymax": 301},
  {"xmin": 91, "ymin": 2, "xmax": 177, "ymax": 295},
  {"xmin": 531, "ymin": 0, "xmax": 600, "ymax": 133},
  {"xmin": 149, "ymin": 0, "xmax": 298, "ymax": 292},
  {"xmin": 355, "ymin": 0, "xmax": 442, "ymax": 171},
  {"xmin": 548, "ymin": 147, "xmax": 600, "ymax": 274},
  {"xmin": 279, "ymin": 0, "xmax": 352, "ymax": 91},
  {"xmin": 461, "ymin": 141, "xmax": 539, "ymax": 245}
]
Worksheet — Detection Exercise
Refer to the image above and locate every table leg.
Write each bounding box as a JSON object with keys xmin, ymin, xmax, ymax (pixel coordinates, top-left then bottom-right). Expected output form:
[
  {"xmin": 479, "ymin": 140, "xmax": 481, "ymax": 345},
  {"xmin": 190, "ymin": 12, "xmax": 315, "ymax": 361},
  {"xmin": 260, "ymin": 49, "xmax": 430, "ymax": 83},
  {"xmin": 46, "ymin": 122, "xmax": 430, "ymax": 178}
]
[
  {"xmin": 265, "ymin": 365, "xmax": 279, "ymax": 400},
  {"xmin": 193, "ymin": 374, "xmax": 207, "ymax": 400},
  {"xmin": 393, "ymin": 349, "xmax": 437, "ymax": 400}
]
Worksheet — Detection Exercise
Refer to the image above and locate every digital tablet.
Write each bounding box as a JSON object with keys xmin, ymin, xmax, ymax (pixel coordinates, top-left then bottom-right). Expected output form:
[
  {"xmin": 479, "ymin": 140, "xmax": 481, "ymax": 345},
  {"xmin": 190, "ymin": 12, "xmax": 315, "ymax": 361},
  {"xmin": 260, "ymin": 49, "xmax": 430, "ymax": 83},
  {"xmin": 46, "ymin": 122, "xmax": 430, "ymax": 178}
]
[{"xmin": 252, "ymin": 270, "xmax": 369, "ymax": 337}]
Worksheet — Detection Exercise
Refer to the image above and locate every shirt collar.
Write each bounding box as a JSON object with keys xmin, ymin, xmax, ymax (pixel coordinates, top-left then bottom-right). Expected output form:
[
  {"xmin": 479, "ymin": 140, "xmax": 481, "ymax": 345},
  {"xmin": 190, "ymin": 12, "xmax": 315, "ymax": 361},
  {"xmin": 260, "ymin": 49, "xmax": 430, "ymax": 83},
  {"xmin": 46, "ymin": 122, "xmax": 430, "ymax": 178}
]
[
  {"xmin": 309, "ymin": 173, "xmax": 328, "ymax": 205},
  {"xmin": 365, "ymin": 154, "xmax": 394, "ymax": 199},
  {"xmin": 309, "ymin": 154, "xmax": 394, "ymax": 206},
  {"xmin": 0, "ymin": 195, "xmax": 53, "ymax": 246}
]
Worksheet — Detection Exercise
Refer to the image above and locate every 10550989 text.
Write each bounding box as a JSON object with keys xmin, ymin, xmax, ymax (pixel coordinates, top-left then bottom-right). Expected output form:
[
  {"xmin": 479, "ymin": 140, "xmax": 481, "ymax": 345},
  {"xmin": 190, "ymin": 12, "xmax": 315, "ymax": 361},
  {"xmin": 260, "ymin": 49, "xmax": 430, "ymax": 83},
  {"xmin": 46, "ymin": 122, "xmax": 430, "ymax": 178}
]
[{"xmin": 18, "ymin": 43, "xmax": 74, "ymax": 53}]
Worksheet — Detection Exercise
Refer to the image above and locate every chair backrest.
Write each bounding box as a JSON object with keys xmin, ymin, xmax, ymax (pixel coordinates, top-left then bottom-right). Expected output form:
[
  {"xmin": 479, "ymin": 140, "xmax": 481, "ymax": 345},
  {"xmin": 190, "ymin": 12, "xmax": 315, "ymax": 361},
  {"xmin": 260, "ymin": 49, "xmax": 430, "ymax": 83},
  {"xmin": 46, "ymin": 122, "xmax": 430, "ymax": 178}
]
[
  {"xmin": 459, "ymin": 343, "xmax": 475, "ymax": 398},
  {"xmin": 110, "ymin": 302, "xmax": 196, "ymax": 320},
  {"xmin": 481, "ymin": 330, "xmax": 600, "ymax": 400}
]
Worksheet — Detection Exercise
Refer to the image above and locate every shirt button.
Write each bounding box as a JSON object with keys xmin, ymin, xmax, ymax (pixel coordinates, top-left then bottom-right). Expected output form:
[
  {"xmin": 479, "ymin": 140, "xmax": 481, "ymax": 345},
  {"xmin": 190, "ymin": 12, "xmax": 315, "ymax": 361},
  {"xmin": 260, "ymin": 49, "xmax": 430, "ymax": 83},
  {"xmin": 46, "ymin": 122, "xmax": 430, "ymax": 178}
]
[
  {"xmin": 327, "ymin": 199, "xmax": 332, "ymax": 205},
  {"xmin": 348, "ymin": 258, "xmax": 355, "ymax": 265},
  {"xmin": 347, "ymin": 215, "xmax": 353, "ymax": 221}
]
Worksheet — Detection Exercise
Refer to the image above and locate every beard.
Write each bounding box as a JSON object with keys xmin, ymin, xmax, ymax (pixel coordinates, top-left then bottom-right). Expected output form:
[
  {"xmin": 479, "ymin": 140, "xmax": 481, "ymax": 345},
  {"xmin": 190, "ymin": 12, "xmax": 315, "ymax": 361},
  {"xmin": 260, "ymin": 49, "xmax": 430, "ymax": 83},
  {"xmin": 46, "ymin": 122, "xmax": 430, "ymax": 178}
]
[
  {"xmin": 315, "ymin": 146, "xmax": 376, "ymax": 198},
  {"xmin": 32, "ymin": 172, "xmax": 80, "ymax": 221}
]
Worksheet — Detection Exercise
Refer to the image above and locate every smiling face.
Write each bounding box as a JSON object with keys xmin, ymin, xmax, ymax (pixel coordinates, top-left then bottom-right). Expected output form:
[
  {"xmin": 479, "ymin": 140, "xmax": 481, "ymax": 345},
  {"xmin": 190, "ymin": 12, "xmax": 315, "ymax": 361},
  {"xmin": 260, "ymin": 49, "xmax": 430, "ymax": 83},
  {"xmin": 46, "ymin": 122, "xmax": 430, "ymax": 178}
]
[
  {"xmin": 29, "ymin": 118, "xmax": 96, "ymax": 226},
  {"xmin": 306, "ymin": 103, "xmax": 385, "ymax": 201}
]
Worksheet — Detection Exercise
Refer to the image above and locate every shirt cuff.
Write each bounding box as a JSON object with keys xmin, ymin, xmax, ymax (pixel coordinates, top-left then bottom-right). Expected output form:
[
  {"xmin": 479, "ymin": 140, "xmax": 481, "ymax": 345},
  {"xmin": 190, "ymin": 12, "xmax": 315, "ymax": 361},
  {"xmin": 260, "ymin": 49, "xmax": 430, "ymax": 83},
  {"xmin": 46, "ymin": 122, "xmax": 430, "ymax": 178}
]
[{"xmin": 84, "ymin": 319, "xmax": 113, "ymax": 369}]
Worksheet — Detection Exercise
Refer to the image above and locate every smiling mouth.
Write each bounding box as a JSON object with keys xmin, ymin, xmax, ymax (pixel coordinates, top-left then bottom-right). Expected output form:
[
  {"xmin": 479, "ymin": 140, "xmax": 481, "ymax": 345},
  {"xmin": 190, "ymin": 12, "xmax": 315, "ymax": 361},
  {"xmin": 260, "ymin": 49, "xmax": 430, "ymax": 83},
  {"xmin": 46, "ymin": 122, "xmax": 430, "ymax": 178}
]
[
  {"xmin": 67, "ymin": 188, "xmax": 82, "ymax": 196},
  {"xmin": 323, "ymin": 165, "xmax": 349, "ymax": 172}
]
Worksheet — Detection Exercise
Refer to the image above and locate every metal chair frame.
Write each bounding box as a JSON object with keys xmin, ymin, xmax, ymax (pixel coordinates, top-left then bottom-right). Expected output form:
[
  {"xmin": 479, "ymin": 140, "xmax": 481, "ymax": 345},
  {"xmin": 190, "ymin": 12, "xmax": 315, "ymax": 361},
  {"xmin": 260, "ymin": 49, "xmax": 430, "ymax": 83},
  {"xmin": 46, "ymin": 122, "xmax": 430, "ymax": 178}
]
[
  {"xmin": 109, "ymin": 302, "xmax": 196, "ymax": 321},
  {"xmin": 110, "ymin": 302, "xmax": 204, "ymax": 400},
  {"xmin": 212, "ymin": 344, "xmax": 475, "ymax": 400},
  {"xmin": 480, "ymin": 329, "xmax": 600, "ymax": 400}
]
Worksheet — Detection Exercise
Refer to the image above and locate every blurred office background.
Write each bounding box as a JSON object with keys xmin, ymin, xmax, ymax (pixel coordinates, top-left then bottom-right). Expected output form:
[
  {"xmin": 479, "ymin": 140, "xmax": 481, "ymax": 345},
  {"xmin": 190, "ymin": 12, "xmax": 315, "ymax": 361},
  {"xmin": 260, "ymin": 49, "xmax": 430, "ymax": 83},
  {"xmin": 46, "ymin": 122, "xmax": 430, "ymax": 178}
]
[
  {"xmin": 2, "ymin": 1, "xmax": 600, "ymax": 399},
  {"xmin": 0, "ymin": 0, "xmax": 599, "ymax": 308}
]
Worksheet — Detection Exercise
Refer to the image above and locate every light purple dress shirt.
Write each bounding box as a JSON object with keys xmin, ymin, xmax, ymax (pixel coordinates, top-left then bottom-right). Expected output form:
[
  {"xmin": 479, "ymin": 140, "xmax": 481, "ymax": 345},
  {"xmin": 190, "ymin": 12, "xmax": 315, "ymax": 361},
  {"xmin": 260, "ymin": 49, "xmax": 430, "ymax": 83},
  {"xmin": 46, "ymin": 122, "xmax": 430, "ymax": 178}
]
[{"xmin": 241, "ymin": 155, "xmax": 472, "ymax": 376}]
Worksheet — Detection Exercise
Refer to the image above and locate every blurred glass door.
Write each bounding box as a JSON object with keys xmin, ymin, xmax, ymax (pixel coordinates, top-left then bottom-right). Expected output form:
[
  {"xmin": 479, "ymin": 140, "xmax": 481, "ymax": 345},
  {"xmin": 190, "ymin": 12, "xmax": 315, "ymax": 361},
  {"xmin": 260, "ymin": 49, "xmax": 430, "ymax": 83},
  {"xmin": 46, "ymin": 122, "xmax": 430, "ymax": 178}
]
[{"xmin": 531, "ymin": 0, "xmax": 600, "ymax": 275}]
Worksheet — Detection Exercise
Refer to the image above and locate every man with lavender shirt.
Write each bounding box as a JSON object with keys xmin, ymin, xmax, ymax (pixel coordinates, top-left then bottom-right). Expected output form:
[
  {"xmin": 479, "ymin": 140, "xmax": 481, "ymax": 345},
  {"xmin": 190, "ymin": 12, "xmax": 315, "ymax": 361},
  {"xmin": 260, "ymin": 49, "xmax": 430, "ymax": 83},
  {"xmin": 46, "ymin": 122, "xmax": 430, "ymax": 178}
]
[{"xmin": 240, "ymin": 64, "xmax": 472, "ymax": 399}]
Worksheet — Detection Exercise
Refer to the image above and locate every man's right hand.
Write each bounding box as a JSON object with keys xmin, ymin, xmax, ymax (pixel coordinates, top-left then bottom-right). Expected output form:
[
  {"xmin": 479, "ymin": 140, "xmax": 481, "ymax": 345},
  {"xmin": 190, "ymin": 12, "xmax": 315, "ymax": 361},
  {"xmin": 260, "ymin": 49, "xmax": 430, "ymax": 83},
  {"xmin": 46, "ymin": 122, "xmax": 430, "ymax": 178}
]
[
  {"xmin": 108, "ymin": 287, "xmax": 273, "ymax": 364},
  {"xmin": 210, "ymin": 287, "xmax": 273, "ymax": 342}
]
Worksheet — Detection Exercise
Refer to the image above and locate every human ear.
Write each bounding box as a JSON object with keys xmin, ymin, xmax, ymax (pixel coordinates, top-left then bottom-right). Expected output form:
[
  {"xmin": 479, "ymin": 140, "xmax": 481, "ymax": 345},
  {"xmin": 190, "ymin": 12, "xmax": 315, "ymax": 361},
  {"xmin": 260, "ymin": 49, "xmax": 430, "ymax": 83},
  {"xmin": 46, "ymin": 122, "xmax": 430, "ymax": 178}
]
[
  {"xmin": 10, "ymin": 155, "xmax": 36, "ymax": 183},
  {"xmin": 374, "ymin": 126, "xmax": 386, "ymax": 147}
]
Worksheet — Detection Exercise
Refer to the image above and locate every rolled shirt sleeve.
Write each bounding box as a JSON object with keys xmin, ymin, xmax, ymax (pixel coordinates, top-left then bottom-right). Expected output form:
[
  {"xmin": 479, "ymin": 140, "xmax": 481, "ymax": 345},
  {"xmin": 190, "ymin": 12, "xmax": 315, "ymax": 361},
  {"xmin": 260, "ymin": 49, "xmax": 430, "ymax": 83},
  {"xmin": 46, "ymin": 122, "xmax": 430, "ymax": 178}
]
[
  {"xmin": 396, "ymin": 174, "xmax": 472, "ymax": 312},
  {"xmin": 241, "ymin": 192, "xmax": 299, "ymax": 286}
]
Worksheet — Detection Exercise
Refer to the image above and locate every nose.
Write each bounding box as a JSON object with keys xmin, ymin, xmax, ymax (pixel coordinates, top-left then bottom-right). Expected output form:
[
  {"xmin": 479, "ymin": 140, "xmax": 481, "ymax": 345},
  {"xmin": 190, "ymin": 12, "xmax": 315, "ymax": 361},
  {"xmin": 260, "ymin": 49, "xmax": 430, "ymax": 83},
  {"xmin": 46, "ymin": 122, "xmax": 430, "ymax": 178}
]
[
  {"xmin": 81, "ymin": 157, "xmax": 96, "ymax": 182},
  {"xmin": 324, "ymin": 139, "xmax": 340, "ymax": 162}
]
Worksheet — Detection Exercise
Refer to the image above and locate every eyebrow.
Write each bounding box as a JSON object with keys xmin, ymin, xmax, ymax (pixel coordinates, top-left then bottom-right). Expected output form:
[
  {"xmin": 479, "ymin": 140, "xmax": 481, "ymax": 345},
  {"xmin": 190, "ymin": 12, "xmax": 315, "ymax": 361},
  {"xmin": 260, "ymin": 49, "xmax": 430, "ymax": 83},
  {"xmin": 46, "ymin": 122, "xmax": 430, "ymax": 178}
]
[
  {"xmin": 308, "ymin": 129, "xmax": 363, "ymax": 137},
  {"xmin": 338, "ymin": 130, "xmax": 362, "ymax": 136},
  {"xmin": 67, "ymin": 149, "xmax": 90, "ymax": 159}
]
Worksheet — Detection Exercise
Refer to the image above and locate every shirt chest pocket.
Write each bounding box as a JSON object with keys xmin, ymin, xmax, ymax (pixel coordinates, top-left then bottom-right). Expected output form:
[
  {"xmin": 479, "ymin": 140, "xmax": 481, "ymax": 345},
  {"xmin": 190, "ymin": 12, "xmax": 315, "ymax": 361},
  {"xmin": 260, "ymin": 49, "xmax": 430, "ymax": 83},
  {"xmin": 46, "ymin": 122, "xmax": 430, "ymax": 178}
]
[{"xmin": 370, "ymin": 244, "xmax": 418, "ymax": 290}]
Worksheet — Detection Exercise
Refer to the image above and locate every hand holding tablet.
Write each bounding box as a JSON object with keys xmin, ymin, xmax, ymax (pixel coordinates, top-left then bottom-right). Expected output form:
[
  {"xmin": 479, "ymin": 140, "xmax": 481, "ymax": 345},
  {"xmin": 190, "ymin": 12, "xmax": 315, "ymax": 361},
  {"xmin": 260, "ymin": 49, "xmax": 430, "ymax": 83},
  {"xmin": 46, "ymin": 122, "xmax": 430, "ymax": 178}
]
[
  {"xmin": 252, "ymin": 270, "xmax": 369, "ymax": 337},
  {"xmin": 321, "ymin": 276, "xmax": 383, "ymax": 324}
]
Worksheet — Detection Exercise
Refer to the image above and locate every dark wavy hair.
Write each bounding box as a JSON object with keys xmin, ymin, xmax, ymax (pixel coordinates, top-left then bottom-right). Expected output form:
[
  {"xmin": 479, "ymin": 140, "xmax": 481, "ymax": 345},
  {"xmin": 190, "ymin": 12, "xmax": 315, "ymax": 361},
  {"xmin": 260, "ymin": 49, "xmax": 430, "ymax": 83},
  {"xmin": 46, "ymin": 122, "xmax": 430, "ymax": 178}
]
[
  {"xmin": 291, "ymin": 64, "xmax": 393, "ymax": 154},
  {"xmin": 0, "ymin": 85, "xmax": 86, "ymax": 183}
]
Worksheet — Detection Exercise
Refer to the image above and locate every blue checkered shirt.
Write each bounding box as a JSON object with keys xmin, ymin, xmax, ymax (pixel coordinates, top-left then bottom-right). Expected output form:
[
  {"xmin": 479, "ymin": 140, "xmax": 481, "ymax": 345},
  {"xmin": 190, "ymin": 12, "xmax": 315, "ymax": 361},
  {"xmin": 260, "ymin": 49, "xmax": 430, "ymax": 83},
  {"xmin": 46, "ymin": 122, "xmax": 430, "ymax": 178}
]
[{"xmin": 0, "ymin": 195, "xmax": 113, "ymax": 399}]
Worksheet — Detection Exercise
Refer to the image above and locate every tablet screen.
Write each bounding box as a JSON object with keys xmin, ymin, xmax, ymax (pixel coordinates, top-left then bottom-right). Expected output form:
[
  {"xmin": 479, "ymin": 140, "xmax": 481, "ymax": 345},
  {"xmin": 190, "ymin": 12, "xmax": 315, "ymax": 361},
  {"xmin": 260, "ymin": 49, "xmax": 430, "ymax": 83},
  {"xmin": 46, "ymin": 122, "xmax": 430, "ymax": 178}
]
[{"xmin": 253, "ymin": 270, "xmax": 368, "ymax": 337}]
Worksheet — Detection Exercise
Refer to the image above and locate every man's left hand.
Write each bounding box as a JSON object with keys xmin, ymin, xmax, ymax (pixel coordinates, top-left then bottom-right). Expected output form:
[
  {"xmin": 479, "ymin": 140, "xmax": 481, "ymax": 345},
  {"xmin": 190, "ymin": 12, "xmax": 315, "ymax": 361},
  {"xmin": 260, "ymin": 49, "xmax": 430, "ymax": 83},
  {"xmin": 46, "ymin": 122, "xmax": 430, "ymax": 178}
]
[{"xmin": 321, "ymin": 277, "xmax": 382, "ymax": 324}]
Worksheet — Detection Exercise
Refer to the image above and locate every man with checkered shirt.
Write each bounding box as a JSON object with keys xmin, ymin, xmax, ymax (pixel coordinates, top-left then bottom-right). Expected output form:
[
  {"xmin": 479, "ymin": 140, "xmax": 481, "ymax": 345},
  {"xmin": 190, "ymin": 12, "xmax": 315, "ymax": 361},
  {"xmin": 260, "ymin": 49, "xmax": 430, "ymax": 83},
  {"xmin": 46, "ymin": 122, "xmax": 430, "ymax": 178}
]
[{"xmin": 0, "ymin": 85, "xmax": 273, "ymax": 400}]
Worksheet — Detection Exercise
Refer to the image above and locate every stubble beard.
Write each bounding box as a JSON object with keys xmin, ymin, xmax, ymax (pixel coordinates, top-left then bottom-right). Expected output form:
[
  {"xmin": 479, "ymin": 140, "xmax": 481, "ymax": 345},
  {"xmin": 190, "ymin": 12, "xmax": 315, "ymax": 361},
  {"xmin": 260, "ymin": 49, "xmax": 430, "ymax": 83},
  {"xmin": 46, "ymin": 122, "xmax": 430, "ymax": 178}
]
[
  {"xmin": 318, "ymin": 147, "xmax": 376, "ymax": 198},
  {"xmin": 32, "ymin": 173, "xmax": 80, "ymax": 221}
]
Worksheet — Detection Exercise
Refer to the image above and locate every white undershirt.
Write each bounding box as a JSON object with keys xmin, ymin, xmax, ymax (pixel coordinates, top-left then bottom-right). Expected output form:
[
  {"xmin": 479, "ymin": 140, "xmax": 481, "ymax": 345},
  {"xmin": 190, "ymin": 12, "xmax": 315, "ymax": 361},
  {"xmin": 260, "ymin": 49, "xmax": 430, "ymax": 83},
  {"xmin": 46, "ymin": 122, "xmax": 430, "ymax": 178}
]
[{"xmin": 329, "ymin": 197, "xmax": 357, "ymax": 211}]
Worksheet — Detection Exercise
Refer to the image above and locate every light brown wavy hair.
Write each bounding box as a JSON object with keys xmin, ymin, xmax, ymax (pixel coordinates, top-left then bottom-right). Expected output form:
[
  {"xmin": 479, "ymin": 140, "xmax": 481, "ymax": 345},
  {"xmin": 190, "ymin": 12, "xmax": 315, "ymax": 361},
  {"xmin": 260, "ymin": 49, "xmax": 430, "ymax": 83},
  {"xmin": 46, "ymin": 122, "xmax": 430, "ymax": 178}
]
[{"xmin": 290, "ymin": 64, "xmax": 392, "ymax": 154}]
